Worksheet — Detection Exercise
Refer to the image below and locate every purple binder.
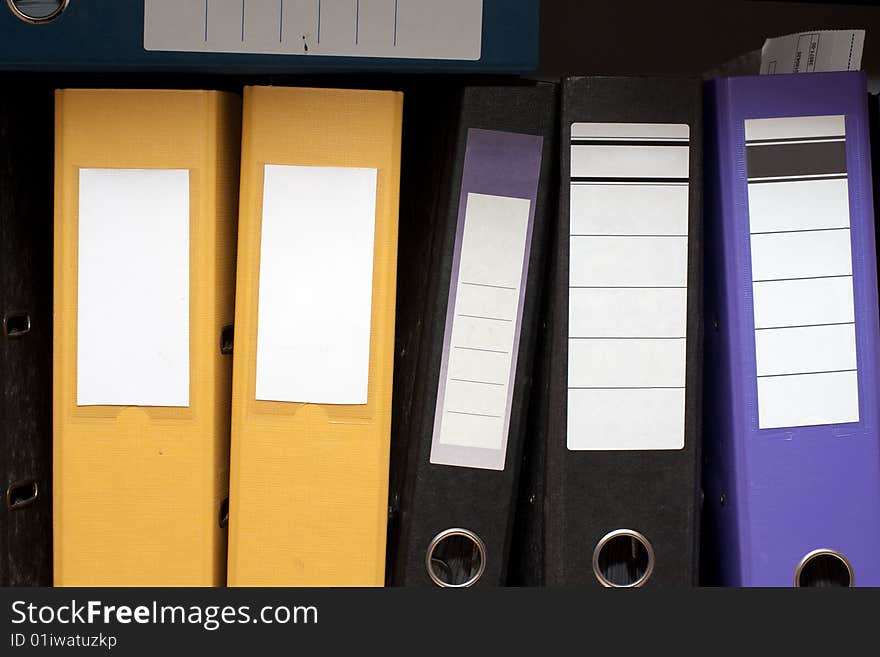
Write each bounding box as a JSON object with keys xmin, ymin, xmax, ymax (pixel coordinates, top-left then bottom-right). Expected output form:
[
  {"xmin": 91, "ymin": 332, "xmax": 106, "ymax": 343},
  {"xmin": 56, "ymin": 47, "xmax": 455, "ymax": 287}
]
[{"xmin": 703, "ymin": 71, "xmax": 880, "ymax": 587}]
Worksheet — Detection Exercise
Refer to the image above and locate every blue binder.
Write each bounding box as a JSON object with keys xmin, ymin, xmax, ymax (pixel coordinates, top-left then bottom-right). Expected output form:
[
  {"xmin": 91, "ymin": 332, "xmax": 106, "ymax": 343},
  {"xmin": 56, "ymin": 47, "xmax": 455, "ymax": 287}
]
[{"xmin": 0, "ymin": 0, "xmax": 538, "ymax": 73}]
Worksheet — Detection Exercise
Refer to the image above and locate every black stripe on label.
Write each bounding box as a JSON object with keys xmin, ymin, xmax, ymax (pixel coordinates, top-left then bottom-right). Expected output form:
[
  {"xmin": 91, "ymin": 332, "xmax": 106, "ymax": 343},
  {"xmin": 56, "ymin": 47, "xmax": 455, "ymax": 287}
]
[
  {"xmin": 746, "ymin": 141, "xmax": 847, "ymax": 180},
  {"xmin": 571, "ymin": 139, "xmax": 690, "ymax": 147},
  {"xmin": 748, "ymin": 174, "xmax": 848, "ymax": 185},
  {"xmin": 571, "ymin": 177, "xmax": 689, "ymax": 184},
  {"xmin": 745, "ymin": 136, "xmax": 844, "ymax": 145}
]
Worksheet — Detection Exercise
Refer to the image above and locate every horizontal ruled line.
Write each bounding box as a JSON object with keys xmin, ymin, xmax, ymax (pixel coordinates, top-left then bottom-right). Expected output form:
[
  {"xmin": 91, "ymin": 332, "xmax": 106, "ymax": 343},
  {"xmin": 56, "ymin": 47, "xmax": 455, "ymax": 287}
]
[
  {"xmin": 568, "ymin": 386, "xmax": 685, "ymax": 390},
  {"xmin": 753, "ymin": 274, "xmax": 852, "ymax": 283},
  {"xmin": 569, "ymin": 285, "xmax": 687, "ymax": 289},
  {"xmin": 757, "ymin": 369, "xmax": 857, "ymax": 379},
  {"xmin": 571, "ymin": 176, "xmax": 689, "ymax": 184},
  {"xmin": 746, "ymin": 136, "xmax": 844, "ymax": 145},
  {"xmin": 571, "ymin": 139, "xmax": 690, "ymax": 147},
  {"xmin": 748, "ymin": 174, "xmax": 847, "ymax": 184},
  {"xmin": 751, "ymin": 227, "xmax": 850, "ymax": 236},
  {"xmin": 461, "ymin": 281, "xmax": 517, "ymax": 291},
  {"xmin": 458, "ymin": 314, "xmax": 513, "ymax": 323},
  {"xmin": 446, "ymin": 410, "xmax": 502, "ymax": 419},
  {"xmin": 755, "ymin": 321, "xmax": 855, "ymax": 331},
  {"xmin": 570, "ymin": 234, "xmax": 688, "ymax": 238},
  {"xmin": 569, "ymin": 336, "xmax": 686, "ymax": 340},
  {"xmin": 454, "ymin": 346, "xmax": 509, "ymax": 355},
  {"xmin": 450, "ymin": 378, "xmax": 505, "ymax": 387}
]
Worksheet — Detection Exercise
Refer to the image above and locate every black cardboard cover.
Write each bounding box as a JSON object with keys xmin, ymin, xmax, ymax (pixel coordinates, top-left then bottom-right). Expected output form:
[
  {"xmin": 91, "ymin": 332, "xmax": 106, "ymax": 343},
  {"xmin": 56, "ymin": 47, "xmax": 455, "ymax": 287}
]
[
  {"xmin": 0, "ymin": 80, "xmax": 54, "ymax": 586},
  {"xmin": 515, "ymin": 76, "xmax": 703, "ymax": 587},
  {"xmin": 387, "ymin": 82, "xmax": 558, "ymax": 587}
]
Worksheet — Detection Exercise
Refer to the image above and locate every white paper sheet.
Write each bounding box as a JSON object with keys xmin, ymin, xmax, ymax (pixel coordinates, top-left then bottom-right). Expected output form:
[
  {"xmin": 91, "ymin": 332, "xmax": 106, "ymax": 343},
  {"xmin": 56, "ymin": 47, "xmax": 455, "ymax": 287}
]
[
  {"xmin": 77, "ymin": 168, "xmax": 191, "ymax": 407},
  {"xmin": 255, "ymin": 164, "xmax": 377, "ymax": 405},
  {"xmin": 761, "ymin": 30, "xmax": 864, "ymax": 75}
]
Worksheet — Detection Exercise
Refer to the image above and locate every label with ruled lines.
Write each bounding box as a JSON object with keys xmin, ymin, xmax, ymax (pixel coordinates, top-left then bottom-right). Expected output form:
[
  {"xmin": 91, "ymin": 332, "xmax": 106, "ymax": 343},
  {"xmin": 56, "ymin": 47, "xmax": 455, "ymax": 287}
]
[
  {"xmin": 567, "ymin": 122, "xmax": 690, "ymax": 451},
  {"xmin": 745, "ymin": 114, "xmax": 859, "ymax": 429},
  {"xmin": 430, "ymin": 128, "xmax": 543, "ymax": 471},
  {"xmin": 144, "ymin": 0, "xmax": 483, "ymax": 61}
]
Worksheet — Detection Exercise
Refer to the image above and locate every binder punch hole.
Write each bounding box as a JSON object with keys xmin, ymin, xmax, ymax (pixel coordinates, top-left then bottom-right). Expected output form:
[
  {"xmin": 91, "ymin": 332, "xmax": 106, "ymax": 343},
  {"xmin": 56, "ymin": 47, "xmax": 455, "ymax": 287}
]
[
  {"xmin": 3, "ymin": 311, "xmax": 31, "ymax": 338},
  {"xmin": 425, "ymin": 528, "xmax": 487, "ymax": 588},
  {"xmin": 218, "ymin": 497, "xmax": 229, "ymax": 529},
  {"xmin": 592, "ymin": 529, "xmax": 655, "ymax": 588},
  {"xmin": 794, "ymin": 549, "xmax": 854, "ymax": 588},
  {"xmin": 220, "ymin": 325, "xmax": 234, "ymax": 355},
  {"xmin": 5, "ymin": 479, "xmax": 39, "ymax": 511},
  {"xmin": 6, "ymin": 0, "xmax": 69, "ymax": 24}
]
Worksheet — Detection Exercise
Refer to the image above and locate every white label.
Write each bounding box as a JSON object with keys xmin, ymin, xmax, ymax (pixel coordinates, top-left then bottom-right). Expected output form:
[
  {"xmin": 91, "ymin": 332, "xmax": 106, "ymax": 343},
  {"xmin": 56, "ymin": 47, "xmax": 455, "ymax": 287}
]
[
  {"xmin": 430, "ymin": 193, "xmax": 531, "ymax": 470},
  {"xmin": 760, "ymin": 30, "xmax": 864, "ymax": 75},
  {"xmin": 745, "ymin": 115, "xmax": 859, "ymax": 429},
  {"xmin": 567, "ymin": 122, "xmax": 690, "ymax": 451},
  {"xmin": 144, "ymin": 0, "xmax": 483, "ymax": 61},
  {"xmin": 77, "ymin": 169, "xmax": 191, "ymax": 407},
  {"xmin": 255, "ymin": 164, "xmax": 376, "ymax": 405}
]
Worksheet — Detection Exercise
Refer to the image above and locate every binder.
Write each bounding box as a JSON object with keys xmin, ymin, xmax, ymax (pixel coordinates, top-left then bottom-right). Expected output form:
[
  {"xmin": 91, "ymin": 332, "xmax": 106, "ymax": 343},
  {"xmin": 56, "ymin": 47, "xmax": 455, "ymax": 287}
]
[
  {"xmin": 0, "ymin": 80, "xmax": 53, "ymax": 586},
  {"xmin": 516, "ymin": 76, "xmax": 703, "ymax": 587},
  {"xmin": 703, "ymin": 71, "xmax": 880, "ymax": 587},
  {"xmin": 54, "ymin": 88, "xmax": 241, "ymax": 586},
  {"xmin": 0, "ymin": 1, "xmax": 538, "ymax": 74},
  {"xmin": 227, "ymin": 86, "xmax": 401, "ymax": 587},
  {"xmin": 386, "ymin": 83, "xmax": 557, "ymax": 587}
]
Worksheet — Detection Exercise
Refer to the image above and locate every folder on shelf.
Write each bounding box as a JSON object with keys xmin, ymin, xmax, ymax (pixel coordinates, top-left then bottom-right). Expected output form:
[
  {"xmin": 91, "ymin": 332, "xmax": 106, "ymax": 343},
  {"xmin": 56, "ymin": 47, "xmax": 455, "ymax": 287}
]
[
  {"xmin": 516, "ymin": 76, "xmax": 703, "ymax": 587},
  {"xmin": 54, "ymin": 88, "xmax": 241, "ymax": 586},
  {"xmin": 0, "ymin": 1, "xmax": 538, "ymax": 74},
  {"xmin": 0, "ymin": 81, "xmax": 53, "ymax": 586},
  {"xmin": 703, "ymin": 71, "xmax": 880, "ymax": 587},
  {"xmin": 386, "ymin": 83, "xmax": 557, "ymax": 587},
  {"xmin": 227, "ymin": 86, "xmax": 402, "ymax": 587}
]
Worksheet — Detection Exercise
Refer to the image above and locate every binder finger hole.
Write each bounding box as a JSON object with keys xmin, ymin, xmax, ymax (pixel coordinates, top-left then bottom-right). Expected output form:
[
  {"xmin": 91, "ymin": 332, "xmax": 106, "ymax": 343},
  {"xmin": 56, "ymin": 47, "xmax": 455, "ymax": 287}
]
[
  {"xmin": 220, "ymin": 325, "xmax": 234, "ymax": 355},
  {"xmin": 3, "ymin": 311, "xmax": 31, "ymax": 338},
  {"xmin": 7, "ymin": 0, "xmax": 69, "ymax": 24},
  {"xmin": 6, "ymin": 479, "xmax": 39, "ymax": 510},
  {"xmin": 592, "ymin": 529, "xmax": 655, "ymax": 588},
  {"xmin": 795, "ymin": 549, "xmax": 854, "ymax": 588},
  {"xmin": 425, "ymin": 528, "xmax": 487, "ymax": 588}
]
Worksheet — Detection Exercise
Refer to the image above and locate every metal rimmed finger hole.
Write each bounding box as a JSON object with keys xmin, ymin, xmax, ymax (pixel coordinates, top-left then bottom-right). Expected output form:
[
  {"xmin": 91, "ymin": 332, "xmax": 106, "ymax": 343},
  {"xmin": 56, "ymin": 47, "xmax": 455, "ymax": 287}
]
[
  {"xmin": 593, "ymin": 529, "xmax": 655, "ymax": 588},
  {"xmin": 6, "ymin": 479, "xmax": 39, "ymax": 511},
  {"xmin": 7, "ymin": 0, "xmax": 69, "ymax": 23},
  {"xmin": 220, "ymin": 325, "xmax": 234, "ymax": 355},
  {"xmin": 795, "ymin": 549, "xmax": 854, "ymax": 588},
  {"xmin": 425, "ymin": 528, "xmax": 486, "ymax": 588},
  {"xmin": 3, "ymin": 311, "xmax": 31, "ymax": 338},
  {"xmin": 218, "ymin": 496, "xmax": 229, "ymax": 529}
]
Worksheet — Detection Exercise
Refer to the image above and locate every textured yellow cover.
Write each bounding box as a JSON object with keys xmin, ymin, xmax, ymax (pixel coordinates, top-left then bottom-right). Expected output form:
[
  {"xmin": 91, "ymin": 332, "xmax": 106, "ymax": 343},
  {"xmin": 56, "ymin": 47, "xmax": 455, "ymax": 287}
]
[
  {"xmin": 228, "ymin": 86, "xmax": 402, "ymax": 586},
  {"xmin": 54, "ymin": 89, "xmax": 241, "ymax": 586}
]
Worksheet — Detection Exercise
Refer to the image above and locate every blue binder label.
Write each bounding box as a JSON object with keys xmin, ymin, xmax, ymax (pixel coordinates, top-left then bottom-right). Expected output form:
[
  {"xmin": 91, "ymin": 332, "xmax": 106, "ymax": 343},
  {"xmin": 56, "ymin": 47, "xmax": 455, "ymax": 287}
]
[
  {"xmin": 567, "ymin": 122, "xmax": 690, "ymax": 451},
  {"xmin": 745, "ymin": 114, "xmax": 859, "ymax": 429},
  {"xmin": 144, "ymin": 0, "xmax": 483, "ymax": 61}
]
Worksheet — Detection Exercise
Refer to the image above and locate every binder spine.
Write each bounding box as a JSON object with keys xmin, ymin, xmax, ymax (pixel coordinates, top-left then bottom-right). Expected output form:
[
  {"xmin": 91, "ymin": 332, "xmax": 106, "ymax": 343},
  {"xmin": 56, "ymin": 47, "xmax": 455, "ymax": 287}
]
[{"xmin": 0, "ymin": 84, "xmax": 53, "ymax": 586}]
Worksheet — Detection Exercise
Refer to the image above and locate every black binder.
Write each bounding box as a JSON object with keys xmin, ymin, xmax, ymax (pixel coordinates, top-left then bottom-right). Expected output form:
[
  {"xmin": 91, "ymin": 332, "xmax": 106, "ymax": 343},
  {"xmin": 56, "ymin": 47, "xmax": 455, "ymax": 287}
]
[
  {"xmin": 387, "ymin": 82, "xmax": 558, "ymax": 587},
  {"xmin": 0, "ymin": 78, "xmax": 54, "ymax": 586},
  {"xmin": 514, "ymin": 76, "xmax": 703, "ymax": 587}
]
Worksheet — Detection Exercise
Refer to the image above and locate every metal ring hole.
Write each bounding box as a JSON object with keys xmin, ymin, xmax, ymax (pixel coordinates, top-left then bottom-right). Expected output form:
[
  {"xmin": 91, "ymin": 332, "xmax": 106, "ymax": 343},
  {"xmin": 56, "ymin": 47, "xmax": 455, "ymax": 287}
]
[
  {"xmin": 220, "ymin": 324, "xmax": 234, "ymax": 355},
  {"xmin": 7, "ymin": 0, "xmax": 69, "ymax": 24},
  {"xmin": 795, "ymin": 550, "xmax": 854, "ymax": 588},
  {"xmin": 218, "ymin": 496, "xmax": 229, "ymax": 529},
  {"xmin": 3, "ymin": 311, "xmax": 31, "ymax": 338},
  {"xmin": 6, "ymin": 479, "xmax": 39, "ymax": 511},
  {"xmin": 425, "ymin": 528, "xmax": 486, "ymax": 588},
  {"xmin": 593, "ymin": 529, "xmax": 655, "ymax": 588}
]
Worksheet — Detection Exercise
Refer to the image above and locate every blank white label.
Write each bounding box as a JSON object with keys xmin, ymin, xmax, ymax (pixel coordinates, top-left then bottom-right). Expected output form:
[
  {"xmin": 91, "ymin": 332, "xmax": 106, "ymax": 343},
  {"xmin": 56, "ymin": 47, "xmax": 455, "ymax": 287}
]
[
  {"xmin": 745, "ymin": 114, "xmax": 858, "ymax": 428},
  {"xmin": 568, "ymin": 388, "xmax": 685, "ymax": 451},
  {"xmin": 255, "ymin": 164, "xmax": 377, "ymax": 405},
  {"xmin": 431, "ymin": 193, "xmax": 531, "ymax": 468},
  {"xmin": 567, "ymin": 122, "xmax": 690, "ymax": 451},
  {"xmin": 77, "ymin": 169, "xmax": 191, "ymax": 407},
  {"xmin": 144, "ymin": 0, "xmax": 483, "ymax": 61}
]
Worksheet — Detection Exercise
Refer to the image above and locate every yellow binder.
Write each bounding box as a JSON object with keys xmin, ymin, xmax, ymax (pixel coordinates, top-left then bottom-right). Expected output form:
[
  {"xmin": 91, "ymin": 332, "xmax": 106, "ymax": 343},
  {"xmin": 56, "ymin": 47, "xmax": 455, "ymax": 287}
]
[
  {"xmin": 228, "ymin": 86, "xmax": 402, "ymax": 586},
  {"xmin": 54, "ymin": 89, "xmax": 241, "ymax": 586}
]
